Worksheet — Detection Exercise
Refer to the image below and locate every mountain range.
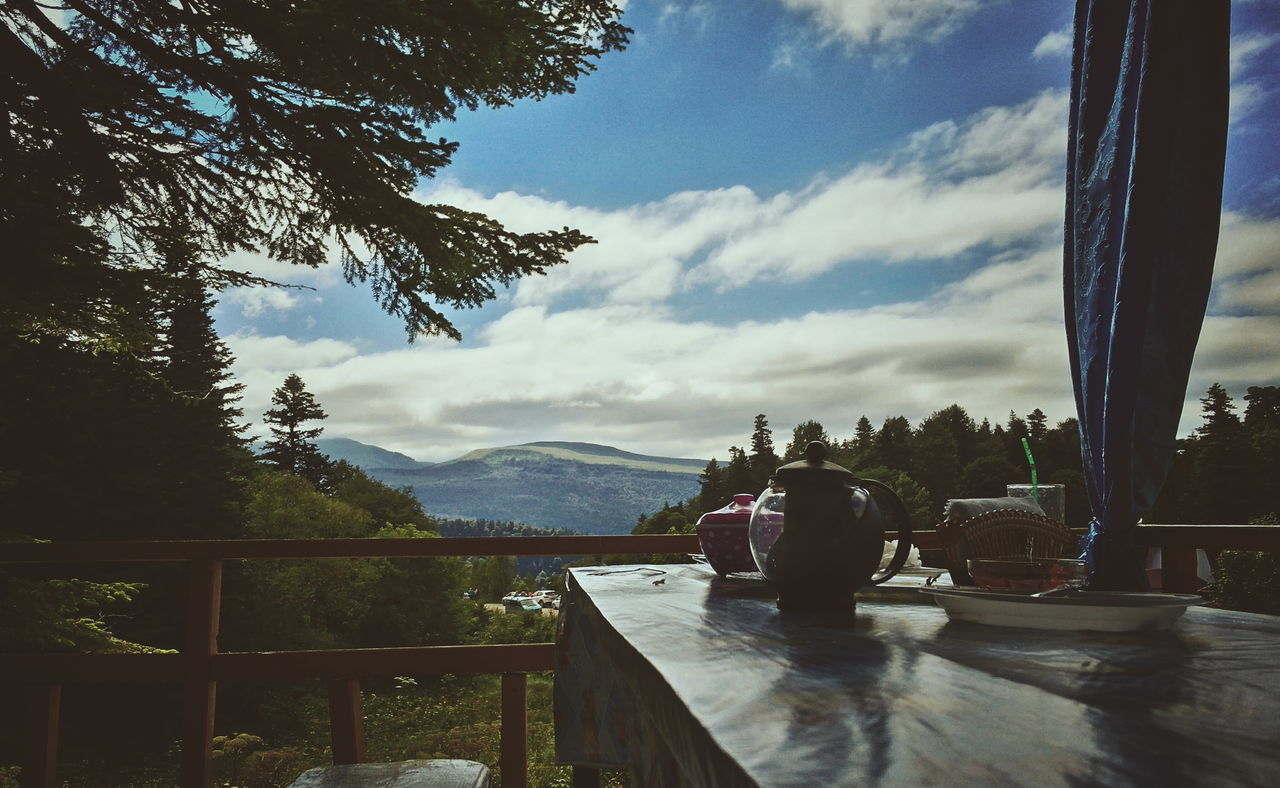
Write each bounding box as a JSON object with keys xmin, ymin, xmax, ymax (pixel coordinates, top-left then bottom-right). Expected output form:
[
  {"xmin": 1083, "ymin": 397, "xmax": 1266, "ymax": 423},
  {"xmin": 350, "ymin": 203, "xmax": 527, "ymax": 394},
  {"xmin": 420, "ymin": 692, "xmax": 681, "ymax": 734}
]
[{"xmin": 317, "ymin": 438, "xmax": 706, "ymax": 535}]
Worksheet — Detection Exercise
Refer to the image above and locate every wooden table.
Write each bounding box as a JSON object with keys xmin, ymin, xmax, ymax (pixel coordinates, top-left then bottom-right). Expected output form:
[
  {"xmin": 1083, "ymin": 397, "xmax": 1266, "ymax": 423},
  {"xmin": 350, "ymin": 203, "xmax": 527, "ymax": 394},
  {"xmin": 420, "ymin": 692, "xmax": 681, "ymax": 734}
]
[{"xmin": 554, "ymin": 565, "xmax": 1280, "ymax": 787}]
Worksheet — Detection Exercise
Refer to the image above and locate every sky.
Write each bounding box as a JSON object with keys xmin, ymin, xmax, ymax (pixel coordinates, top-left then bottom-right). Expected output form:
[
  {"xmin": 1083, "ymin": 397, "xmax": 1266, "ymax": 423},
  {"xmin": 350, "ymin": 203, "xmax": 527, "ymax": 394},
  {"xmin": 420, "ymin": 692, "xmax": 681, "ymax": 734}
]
[{"xmin": 213, "ymin": 0, "xmax": 1280, "ymax": 464}]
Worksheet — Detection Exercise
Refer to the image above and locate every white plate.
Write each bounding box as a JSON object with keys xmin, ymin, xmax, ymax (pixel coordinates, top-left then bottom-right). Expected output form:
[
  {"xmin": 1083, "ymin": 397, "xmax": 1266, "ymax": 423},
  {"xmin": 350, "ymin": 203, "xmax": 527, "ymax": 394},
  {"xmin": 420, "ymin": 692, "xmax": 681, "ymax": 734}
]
[
  {"xmin": 919, "ymin": 587, "xmax": 1204, "ymax": 632},
  {"xmin": 890, "ymin": 566, "xmax": 949, "ymax": 578}
]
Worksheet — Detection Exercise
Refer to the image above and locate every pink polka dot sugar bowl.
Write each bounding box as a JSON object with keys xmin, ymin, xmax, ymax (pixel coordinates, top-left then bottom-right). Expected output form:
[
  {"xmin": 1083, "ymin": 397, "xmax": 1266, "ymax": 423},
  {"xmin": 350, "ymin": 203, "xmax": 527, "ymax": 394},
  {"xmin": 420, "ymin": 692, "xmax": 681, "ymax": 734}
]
[{"xmin": 695, "ymin": 493, "xmax": 759, "ymax": 576}]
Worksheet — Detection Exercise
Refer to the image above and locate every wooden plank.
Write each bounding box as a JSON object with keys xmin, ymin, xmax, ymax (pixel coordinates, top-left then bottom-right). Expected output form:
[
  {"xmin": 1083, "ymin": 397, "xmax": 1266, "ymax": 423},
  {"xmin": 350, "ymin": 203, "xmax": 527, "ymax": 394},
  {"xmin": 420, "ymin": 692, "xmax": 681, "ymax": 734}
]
[
  {"xmin": 0, "ymin": 653, "xmax": 185, "ymax": 683},
  {"xmin": 0, "ymin": 644, "xmax": 557, "ymax": 685},
  {"xmin": 0, "ymin": 535, "xmax": 703, "ymax": 563},
  {"xmin": 20, "ymin": 684, "xmax": 59, "ymax": 788},
  {"xmin": 211, "ymin": 643, "xmax": 556, "ymax": 681},
  {"xmin": 327, "ymin": 679, "xmax": 365, "ymax": 765},
  {"xmin": 1134, "ymin": 524, "xmax": 1280, "ymax": 552},
  {"xmin": 180, "ymin": 559, "xmax": 221, "ymax": 788},
  {"xmin": 2, "ymin": 526, "xmax": 1276, "ymax": 565},
  {"xmin": 500, "ymin": 673, "xmax": 528, "ymax": 788}
]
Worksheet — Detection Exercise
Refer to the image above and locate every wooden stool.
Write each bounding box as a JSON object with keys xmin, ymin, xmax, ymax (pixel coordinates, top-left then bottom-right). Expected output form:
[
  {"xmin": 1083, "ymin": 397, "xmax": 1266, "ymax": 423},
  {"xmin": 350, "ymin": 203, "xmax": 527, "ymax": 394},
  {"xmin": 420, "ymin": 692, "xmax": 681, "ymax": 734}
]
[{"xmin": 286, "ymin": 759, "xmax": 492, "ymax": 788}]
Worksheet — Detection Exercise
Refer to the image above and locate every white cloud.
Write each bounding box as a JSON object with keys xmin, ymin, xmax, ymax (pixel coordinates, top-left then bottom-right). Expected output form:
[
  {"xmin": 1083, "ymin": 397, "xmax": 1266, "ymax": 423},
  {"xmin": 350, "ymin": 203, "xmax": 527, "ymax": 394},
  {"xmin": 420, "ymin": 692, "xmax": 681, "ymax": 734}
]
[
  {"xmin": 420, "ymin": 90, "xmax": 1069, "ymax": 311},
  {"xmin": 776, "ymin": 0, "xmax": 988, "ymax": 55},
  {"xmin": 225, "ymin": 210, "xmax": 1280, "ymax": 462},
  {"xmin": 692, "ymin": 90, "xmax": 1067, "ymax": 287},
  {"xmin": 1230, "ymin": 32, "xmax": 1277, "ymax": 75},
  {"xmin": 224, "ymin": 286, "xmax": 303, "ymax": 317},
  {"xmin": 1032, "ymin": 25, "xmax": 1071, "ymax": 59},
  {"xmin": 227, "ymin": 333, "xmax": 359, "ymax": 375}
]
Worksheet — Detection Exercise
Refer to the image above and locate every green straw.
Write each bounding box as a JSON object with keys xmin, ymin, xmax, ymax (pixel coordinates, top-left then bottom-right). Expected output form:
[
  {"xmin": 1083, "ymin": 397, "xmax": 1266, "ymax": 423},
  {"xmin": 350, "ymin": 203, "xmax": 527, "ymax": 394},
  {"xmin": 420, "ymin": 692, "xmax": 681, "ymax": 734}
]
[{"xmin": 1021, "ymin": 437, "xmax": 1038, "ymax": 503}]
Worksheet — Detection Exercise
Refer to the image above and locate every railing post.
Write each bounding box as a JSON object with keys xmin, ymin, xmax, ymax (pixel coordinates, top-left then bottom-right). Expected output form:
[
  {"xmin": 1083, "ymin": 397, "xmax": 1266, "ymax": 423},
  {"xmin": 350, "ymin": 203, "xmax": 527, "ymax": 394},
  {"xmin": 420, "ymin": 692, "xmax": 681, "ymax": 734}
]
[
  {"xmin": 1162, "ymin": 546, "xmax": 1202, "ymax": 593},
  {"xmin": 180, "ymin": 558, "xmax": 221, "ymax": 788},
  {"xmin": 20, "ymin": 683, "xmax": 60, "ymax": 788},
  {"xmin": 500, "ymin": 672, "xmax": 528, "ymax": 788},
  {"xmin": 328, "ymin": 678, "xmax": 366, "ymax": 764}
]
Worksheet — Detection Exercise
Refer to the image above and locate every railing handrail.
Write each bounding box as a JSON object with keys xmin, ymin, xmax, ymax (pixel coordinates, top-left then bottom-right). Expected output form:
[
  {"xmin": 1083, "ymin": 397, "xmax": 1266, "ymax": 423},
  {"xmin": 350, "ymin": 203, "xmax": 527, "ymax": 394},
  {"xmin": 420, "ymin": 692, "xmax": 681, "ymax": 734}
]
[
  {"xmin": 3, "ymin": 524, "xmax": 1278, "ymax": 565},
  {"xmin": 0, "ymin": 533, "xmax": 703, "ymax": 562}
]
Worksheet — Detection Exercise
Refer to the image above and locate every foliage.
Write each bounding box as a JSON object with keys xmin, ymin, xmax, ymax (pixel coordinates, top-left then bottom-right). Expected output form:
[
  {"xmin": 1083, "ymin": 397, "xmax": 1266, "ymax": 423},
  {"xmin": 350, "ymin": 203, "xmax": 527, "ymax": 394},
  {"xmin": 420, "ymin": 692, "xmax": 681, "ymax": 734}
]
[
  {"xmin": 3, "ymin": 0, "xmax": 630, "ymax": 342},
  {"xmin": 472, "ymin": 607, "xmax": 559, "ymax": 645},
  {"xmin": 1208, "ymin": 549, "xmax": 1280, "ymax": 615},
  {"xmin": 221, "ymin": 470, "xmax": 470, "ymax": 651},
  {"xmin": 469, "ymin": 556, "xmax": 518, "ymax": 603},
  {"xmin": 0, "ymin": 573, "xmax": 169, "ymax": 654}
]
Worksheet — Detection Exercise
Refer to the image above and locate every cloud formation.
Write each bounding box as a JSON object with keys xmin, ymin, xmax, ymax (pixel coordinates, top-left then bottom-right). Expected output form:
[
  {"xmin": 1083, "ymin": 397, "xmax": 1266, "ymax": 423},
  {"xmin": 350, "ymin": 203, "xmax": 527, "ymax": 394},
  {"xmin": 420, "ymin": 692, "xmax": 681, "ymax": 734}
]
[
  {"xmin": 776, "ymin": 0, "xmax": 987, "ymax": 53},
  {"xmin": 225, "ymin": 76, "xmax": 1277, "ymax": 464}
]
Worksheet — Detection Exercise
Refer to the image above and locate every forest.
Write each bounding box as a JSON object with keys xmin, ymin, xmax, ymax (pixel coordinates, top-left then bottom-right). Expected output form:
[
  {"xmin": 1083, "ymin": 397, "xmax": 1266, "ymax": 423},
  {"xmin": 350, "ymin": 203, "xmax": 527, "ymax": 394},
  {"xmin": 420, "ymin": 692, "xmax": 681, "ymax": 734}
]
[{"xmin": 665, "ymin": 388, "xmax": 1280, "ymax": 531}]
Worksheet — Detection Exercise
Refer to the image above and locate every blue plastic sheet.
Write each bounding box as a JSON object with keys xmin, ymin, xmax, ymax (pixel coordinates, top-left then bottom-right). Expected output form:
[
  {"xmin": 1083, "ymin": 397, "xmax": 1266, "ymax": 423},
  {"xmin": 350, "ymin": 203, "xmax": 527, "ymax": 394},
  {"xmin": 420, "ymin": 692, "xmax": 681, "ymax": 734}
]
[{"xmin": 1064, "ymin": 1, "xmax": 1230, "ymax": 590}]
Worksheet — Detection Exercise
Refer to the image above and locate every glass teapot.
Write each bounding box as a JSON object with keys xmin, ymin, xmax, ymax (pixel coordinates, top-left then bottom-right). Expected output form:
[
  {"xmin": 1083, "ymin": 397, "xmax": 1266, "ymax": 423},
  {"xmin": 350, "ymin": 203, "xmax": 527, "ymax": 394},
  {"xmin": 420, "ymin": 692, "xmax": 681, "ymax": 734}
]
[{"xmin": 749, "ymin": 441, "xmax": 914, "ymax": 610}]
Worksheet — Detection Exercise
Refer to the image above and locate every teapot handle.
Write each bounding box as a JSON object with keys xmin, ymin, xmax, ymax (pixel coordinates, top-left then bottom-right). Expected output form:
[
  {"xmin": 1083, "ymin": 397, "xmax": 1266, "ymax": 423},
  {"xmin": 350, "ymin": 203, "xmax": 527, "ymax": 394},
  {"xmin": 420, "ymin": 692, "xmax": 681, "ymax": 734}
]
[{"xmin": 859, "ymin": 478, "xmax": 914, "ymax": 585}]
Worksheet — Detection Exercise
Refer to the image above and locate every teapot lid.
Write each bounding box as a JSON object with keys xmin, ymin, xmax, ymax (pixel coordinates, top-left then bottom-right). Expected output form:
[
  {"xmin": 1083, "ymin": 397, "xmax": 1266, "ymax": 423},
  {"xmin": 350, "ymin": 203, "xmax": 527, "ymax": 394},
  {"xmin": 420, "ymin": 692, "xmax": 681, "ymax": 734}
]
[{"xmin": 774, "ymin": 441, "xmax": 853, "ymax": 485}]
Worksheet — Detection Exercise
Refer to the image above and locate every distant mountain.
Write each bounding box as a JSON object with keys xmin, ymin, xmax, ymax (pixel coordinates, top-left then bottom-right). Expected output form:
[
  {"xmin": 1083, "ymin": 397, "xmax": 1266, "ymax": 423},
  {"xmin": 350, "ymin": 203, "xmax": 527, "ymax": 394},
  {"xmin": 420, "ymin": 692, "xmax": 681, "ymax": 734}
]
[
  {"xmin": 317, "ymin": 437, "xmax": 435, "ymax": 471},
  {"xmin": 330, "ymin": 439, "xmax": 706, "ymax": 535}
]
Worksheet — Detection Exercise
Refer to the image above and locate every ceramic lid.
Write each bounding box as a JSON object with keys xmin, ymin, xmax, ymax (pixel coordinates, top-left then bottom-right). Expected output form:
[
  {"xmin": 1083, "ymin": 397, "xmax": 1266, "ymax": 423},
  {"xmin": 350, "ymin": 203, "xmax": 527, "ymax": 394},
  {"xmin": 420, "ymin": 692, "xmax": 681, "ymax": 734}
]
[{"xmin": 696, "ymin": 493, "xmax": 756, "ymax": 525}]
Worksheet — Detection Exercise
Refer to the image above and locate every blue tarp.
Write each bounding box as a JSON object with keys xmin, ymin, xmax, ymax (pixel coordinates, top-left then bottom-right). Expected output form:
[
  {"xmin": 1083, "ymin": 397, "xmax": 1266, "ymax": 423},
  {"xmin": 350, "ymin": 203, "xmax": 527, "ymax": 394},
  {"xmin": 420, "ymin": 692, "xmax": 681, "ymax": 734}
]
[{"xmin": 1064, "ymin": 1, "xmax": 1230, "ymax": 590}]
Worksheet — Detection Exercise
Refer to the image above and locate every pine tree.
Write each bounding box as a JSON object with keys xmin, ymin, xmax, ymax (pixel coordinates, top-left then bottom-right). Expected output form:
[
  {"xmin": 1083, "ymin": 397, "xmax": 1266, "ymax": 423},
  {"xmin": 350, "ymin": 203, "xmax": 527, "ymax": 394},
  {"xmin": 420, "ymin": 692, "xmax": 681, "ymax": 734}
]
[
  {"xmin": 5, "ymin": 0, "xmax": 631, "ymax": 343},
  {"xmin": 696, "ymin": 458, "xmax": 728, "ymax": 513},
  {"xmin": 1192, "ymin": 383, "xmax": 1251, "ymax": 523},
  {"xmin": 748, "ymin": 414, "xmax": 780, "ymax": 489},
  {"xmin": 724, "ymin": 446, "xmax": 755, "ymax": 495},
  {"xmin": 154, "ymin": 241, "xmax": 249, "ymax": 537},
  {"xmin": 1026, "ymin": 408, "xmax": 1049, "ymax": 444},
  {"xmin": 852, "ymin": 415, "xmax": 876, "ymax": 458},
  {"xmin": 873, "ymin": 416, "xmax": 913, "ymax": 471},
  {"xmin": 783, "ymin": 420, "xmax": 832, "ymax": 462},
  {"xmin": 1244, "ymin": 386, "xmax": 1280, "ymax": 519},
  {"xmin": 260, "ymin": 374, "xmax": 331, "ymax": 488},
  {"xmin": 910, "ymin": 417, "xmax": 961, "ymax": 514}
]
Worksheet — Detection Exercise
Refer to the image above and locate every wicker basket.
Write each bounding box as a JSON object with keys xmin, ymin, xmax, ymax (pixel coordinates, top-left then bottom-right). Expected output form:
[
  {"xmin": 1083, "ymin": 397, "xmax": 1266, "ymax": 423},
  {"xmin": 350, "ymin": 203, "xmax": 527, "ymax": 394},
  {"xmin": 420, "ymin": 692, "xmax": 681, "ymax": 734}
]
[{"xmin": 939, "ymin": 509, "xmax": 1074, "ymax": 585}]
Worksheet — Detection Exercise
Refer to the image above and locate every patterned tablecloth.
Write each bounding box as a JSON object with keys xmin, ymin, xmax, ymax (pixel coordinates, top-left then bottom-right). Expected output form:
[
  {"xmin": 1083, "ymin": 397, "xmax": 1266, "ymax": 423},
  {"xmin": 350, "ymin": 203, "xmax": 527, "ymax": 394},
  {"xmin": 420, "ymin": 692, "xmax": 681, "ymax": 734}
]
[{"xmin": 555, "ymin": 563, "xmax": 1280, "ymax": 787}]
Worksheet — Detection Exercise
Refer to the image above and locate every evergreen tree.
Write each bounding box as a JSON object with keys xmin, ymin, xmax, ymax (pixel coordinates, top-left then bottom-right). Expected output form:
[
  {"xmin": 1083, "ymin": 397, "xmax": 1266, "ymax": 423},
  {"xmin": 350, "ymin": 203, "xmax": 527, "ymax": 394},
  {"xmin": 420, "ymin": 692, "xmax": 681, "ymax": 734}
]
[
  {"xmin": 909, "ymin": 417, "xmax": 962, "ymax": 515},
  {"xmin": 723, "ymin": 446, "xmax": 755, "ymax": 495},
  {"xmin": 695, "ymin": 458, "xmax": 728, "ymax": 513},
  {"xmin": 260, "ymin": 374, "xmax": 331, "ymax": 488},
  {"xmin": 930, "ymin": 404, "xmax": 980, "ymax": 467},
  {"xmin": 4, "ymin": 0, "xmax": 630, "ymax": 343},
  {"xmin": 851, "ymin": 415, "xmax": 876, "ymax": 458},
  {"xmin": 783, "ymin": 420, "xmax": 832, "ymax": 462},
  {"xmin": 1026, "ymin": 408, "xmax": 1049, "ymax": 444},
  {"xmin": 153, "ymin": 241, "xmax": 249, "ymax": 537},
  {"xmin": 1004, "ymin": 410, "xmax": 1030, "ymax": 468},
  {"xmin": 748, "ymin": 414, "xmax": 780, "ymax": 489},
  {"xmin": 1244, "ymin": 386, "xmax": 1280, "ymax": 519},
  {"xmin": 1191, "ymin": 383, "xmax": 1251, "ymax": 523},
  {"xmin": 873, "ymin": 416, "xmax": 913, "ymax": 471}
]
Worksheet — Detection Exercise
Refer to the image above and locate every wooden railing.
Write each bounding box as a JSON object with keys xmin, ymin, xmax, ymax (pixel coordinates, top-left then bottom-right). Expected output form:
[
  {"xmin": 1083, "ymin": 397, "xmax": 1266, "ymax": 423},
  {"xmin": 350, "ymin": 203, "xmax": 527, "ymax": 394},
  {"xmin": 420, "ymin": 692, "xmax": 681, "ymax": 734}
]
[{"xmin": 2, "ymin": 526, "xmax": 1276, "ymax": 788}]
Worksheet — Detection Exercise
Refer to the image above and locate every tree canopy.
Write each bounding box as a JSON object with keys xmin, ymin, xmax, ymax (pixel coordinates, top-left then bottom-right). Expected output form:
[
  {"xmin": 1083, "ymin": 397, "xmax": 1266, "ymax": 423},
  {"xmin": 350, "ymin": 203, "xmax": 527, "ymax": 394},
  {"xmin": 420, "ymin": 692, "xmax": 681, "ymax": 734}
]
[{"xmin": 3, "ymin": 0, "xmax": 630, "ymax": 341}]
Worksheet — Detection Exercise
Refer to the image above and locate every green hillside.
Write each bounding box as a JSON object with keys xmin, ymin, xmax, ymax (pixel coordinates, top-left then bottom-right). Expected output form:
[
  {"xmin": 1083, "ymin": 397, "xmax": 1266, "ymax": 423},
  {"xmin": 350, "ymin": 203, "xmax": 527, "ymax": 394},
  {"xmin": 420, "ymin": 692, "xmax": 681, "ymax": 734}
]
[
  {"xmin": 332, "ymin": 440, "xmax": 706, "ymax": 535},
  {"xmin": 317, "ymin": 437, "xmax": 434, "ymax": 470}
]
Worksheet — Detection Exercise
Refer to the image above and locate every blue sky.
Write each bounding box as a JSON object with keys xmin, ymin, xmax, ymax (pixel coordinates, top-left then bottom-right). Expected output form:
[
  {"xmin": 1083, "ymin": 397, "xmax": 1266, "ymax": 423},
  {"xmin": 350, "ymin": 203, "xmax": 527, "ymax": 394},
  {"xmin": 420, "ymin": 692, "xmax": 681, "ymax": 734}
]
[{"xmin": 215, "ymin": 0, "xmax": 1280, "ymax": 464}]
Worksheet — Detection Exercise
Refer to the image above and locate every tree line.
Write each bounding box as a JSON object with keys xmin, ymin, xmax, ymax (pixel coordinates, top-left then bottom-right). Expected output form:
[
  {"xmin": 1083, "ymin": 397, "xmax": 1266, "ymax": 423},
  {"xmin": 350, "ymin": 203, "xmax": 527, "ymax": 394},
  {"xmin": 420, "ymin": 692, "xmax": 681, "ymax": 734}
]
[{"xmin": 635, "ymin": 387, "xmax": 1280, "ymax": 538}]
